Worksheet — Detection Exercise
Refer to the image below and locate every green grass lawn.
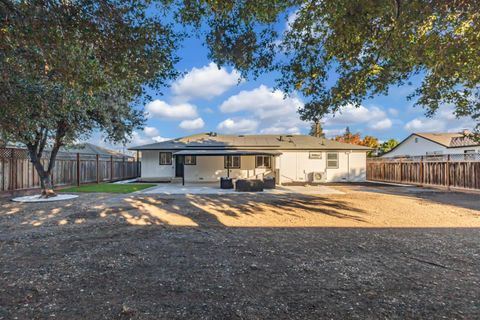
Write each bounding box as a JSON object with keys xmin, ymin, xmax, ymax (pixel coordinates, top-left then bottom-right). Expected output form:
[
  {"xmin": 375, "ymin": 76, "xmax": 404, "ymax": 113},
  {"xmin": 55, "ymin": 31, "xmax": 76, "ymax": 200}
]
[{"xmin": 59, "ymin": 183, "xmax": 156, "ymax": 193}]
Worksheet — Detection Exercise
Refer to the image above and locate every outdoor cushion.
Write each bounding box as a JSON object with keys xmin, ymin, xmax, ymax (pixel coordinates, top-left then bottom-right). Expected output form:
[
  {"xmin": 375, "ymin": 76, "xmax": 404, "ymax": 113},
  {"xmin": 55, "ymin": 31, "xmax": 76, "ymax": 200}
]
[
  {"xmin": 263, "ymin": 177, "xmax": 276, "ymax": 189},
  {"xmin": 220, "ymin": 177, "xmax": 234, "ymax": 189},
  {"xmin": 235, "ymin": 179, "xmax": 264, "ymax": 192}
]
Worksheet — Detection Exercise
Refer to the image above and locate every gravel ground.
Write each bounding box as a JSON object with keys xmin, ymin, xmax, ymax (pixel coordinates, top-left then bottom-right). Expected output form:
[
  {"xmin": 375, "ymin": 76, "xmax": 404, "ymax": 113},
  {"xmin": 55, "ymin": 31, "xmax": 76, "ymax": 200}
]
[{"xmin": 0, "ymin": 184, "xmax": 479, "ymax": 319}]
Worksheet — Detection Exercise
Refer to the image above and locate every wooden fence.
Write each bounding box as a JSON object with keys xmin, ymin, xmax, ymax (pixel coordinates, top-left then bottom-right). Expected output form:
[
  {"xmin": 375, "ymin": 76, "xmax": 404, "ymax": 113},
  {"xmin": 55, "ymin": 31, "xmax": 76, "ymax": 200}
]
[
  {"xmin": 367, "ymin": 154, "xmax": 480, "ymax": 190},
  {"xmin": 0, "ymin": 147, "xmax": 140, "ymax": 192}
]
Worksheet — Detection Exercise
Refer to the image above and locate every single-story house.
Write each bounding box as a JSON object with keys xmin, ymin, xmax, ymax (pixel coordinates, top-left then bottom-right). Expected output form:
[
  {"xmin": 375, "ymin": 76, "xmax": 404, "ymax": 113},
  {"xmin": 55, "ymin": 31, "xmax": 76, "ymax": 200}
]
[
  {"xmin": 382, "ymin": 131, "xmax": 480, "ymax": 158},
  {"xmin": 62, "ymin": 143, "xmax": 133, "ymax": 158},
  {"xmin": 129, "ymin": 132, "xmax": 370, "ymax": 184}
]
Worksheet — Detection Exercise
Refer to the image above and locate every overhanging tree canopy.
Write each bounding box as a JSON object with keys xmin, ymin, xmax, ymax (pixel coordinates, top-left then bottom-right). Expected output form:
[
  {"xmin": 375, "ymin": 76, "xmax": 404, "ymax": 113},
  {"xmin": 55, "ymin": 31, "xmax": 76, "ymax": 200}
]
[
  {"xmin": 0, "ymin": 0, "xmax": 179, "ymax": 196},
  {"xmin": 179, "ymin": 0, "xmax": 480, "ymax": 133}
]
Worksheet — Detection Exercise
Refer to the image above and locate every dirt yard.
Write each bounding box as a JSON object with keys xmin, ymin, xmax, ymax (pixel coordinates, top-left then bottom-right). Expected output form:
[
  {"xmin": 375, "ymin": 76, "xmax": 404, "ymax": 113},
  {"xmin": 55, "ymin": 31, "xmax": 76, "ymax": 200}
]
[{"xmin": 0, "ymin": 183, "xmax": 479, "ymax": 319}]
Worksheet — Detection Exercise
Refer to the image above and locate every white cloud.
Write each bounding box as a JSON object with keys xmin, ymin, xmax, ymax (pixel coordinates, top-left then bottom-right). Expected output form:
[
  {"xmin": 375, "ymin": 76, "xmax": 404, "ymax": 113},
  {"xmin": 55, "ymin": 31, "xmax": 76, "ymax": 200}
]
[
  {"xmin": 285, "ymin": 10, "xmax": 299, "ymax": 32},
  {"xmin": 145, "ymin": 100, "xmax": 198, "ymax": 120},
  {"xmin": 323, "ymin": 104, "xmax": 393, "ymax": 131},
  {"xmin": 171, "ymin": 62, "xmax": 241, "ymax": 101},
  {"xmin": 220, "ymin": 85, "xmax": 303, "ymax": 119},
  {"xmin": 218, "ymin": 85, "xmax": 307, "ymax": 134},
  {"xmin": 143, "ymin": 126, "xmax": 159, "ymax": 137},
  {"xmin": 388, "ymin": 108, "xmax": 399, "ymax": 116},
  {"xmin": 217, "ymin": 118, "xmax": 259, "ymax": 134},
  {"xmin": 152, "ymin": 136, "xmax": 170, "ymax": 143},
  {"xmin": 324, "ymin": 128, "xmax": 345, "ymax": 138},
  {"xmin": 404, "ymin": 105, "xmax": 475, "ymax": 133},
  {"xmin": 369, "ymin": 118, "xmax": 393, "ymax": 131},
  {"xmin": 179, "ymin": 117, "xmax": 205, "ymax": 130},
  {"xmin": 260, "ymin": 126, "xmax": 301, "ymax": 134},
  {"xmin": 130, "ymin": 131, "xmax": 170, "ymax": 146}
]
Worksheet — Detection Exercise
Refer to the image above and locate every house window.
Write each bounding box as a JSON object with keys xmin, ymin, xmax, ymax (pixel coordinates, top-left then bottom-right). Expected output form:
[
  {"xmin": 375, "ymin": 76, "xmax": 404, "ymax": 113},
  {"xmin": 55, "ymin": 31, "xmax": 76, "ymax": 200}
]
[
  {"xmin": 414, "ymin": 137, "xmax": 419, "ymax": 143},
  {"xmin": 326, "ymin": 152, "xmax": 339, "ymax": 169},
  {"xmin": 256, "ymin": 155, "xmax": 271, "ymax": 168},
  {"xmin": 184, "ymin": 155, "xmax": 196, "ymax": 165},
  {"xmin": 224, "ymin": 155, "xmax": 241, "ymax": 168},
  {"xmin": 159, "ymin": 152, "xmax": 172, "ymax": 165}
]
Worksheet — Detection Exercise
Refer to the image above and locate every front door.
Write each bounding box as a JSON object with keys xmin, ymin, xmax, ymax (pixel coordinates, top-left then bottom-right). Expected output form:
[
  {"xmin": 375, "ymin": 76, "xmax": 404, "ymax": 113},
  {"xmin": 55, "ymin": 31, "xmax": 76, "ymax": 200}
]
[{"xmin": 175, "ymin": 155, "xmax": 184, "ymax": 177}]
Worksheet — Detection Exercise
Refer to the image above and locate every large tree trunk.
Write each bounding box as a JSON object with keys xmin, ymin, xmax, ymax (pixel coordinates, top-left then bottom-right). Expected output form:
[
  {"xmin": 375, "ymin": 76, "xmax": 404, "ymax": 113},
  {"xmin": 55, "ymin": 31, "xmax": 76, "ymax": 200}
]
[
  {"xmin": 39, "ymin": 172, "xmax": 56, "ymax": 198},
  {"xmin": 25, "ymin": 124, "xmax": 66, "ymax": 197},
  {"xmin": 27, "ymin": 142, "xmax": 60, "ymax": 198}
]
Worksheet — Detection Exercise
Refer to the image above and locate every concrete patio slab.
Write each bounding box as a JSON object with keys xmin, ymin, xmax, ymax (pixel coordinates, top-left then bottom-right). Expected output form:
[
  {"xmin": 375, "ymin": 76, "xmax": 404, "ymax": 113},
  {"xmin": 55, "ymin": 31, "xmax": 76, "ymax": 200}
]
[{"xmin": 139, "ymin": 183, "xmax": 344, "ymax": 195}]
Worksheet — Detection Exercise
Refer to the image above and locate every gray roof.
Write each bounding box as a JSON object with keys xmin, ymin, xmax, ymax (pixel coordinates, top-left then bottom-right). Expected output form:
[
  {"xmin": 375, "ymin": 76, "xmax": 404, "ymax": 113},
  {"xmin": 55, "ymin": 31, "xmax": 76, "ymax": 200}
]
[
  {"xmin": 61, "ymin": 143, "xmax": 132, "ymax": 158},
  {"xmin": 174, "ymin": 150, "xmax": 282, "ymax": 156},
  {"xmin": 129, "ymin": 133, "xmax": 370, "ymax": 151}
]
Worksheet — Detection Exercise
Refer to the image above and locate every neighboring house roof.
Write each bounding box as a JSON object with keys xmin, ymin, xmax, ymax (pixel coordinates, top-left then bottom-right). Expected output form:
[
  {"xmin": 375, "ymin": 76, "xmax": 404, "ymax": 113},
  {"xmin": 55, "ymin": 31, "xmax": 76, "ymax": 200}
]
[
  {"xmin": 414, "ymin": 132, "xmax": 479, "ymax": 148},
  {"xmin": 382, "ymin": 131, "xmax": 479, "ymax": 157},
  {"xmin": 62, "ymin": 143, "xmax": 131, "ymax": 158},
  {"xmin": 129, "ymin": 132, "xmax": 371, "ymax": 151}
]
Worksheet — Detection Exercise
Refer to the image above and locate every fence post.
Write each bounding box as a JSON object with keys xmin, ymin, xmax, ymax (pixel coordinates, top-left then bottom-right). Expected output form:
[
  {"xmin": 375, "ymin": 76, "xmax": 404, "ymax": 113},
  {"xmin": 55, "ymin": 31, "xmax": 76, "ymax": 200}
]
[
  {"xmin": 110, "ymin": 155, "xmax": 114, "ymax": 182},
  {"xmin": 96, "ymin": 154, "xmax": 99, "ymax": 184},
  {"xmin": 10, "ymin": 149, "xmax": 14, "ymax": 191},
  {"xmin": 419, "ymin": 156, "xmax": 424, "ymax": 186},
  {"xmin": 445, "ymin": 154, "xmax": 450, "ymax": 189},
  {"xmin": 76, "ymin": 153, "xmax": 80, "ymax": 186},
  {"xmin": 122, "ymin": 156, "xmax": 125, "ymax": 179},
  {"xmin": 399, "ymin": 159, "xmax": 402, "ymax": 182},
  {"xmin": 136, "ymin": 150, "xmax": 140, "ymax": 178}
]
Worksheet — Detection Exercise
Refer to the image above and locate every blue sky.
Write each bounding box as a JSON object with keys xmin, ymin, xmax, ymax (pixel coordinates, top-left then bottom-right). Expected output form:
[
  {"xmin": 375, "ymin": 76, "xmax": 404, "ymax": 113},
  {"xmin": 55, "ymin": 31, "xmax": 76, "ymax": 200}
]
[{"xmin": 89, "ymin": 11, "xmax": 476, "ymax": 151}]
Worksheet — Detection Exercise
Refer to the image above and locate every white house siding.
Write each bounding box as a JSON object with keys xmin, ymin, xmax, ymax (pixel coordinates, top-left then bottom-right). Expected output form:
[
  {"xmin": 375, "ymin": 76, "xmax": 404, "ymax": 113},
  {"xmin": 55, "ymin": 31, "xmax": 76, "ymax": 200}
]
[
  {"xmin": 140, "ymin": 150, "xmax": 175, "ymax": 179},
  {"xmin": 383, "ymin": 135, "xmax": 480, "ymax": 158},
  {"xmin": 140, "ymin": 150, "xmax": 367, "ymax": 183},
  {"xmin": 278, "ymin": 150, "xmax": 367, "ymax": 183}
]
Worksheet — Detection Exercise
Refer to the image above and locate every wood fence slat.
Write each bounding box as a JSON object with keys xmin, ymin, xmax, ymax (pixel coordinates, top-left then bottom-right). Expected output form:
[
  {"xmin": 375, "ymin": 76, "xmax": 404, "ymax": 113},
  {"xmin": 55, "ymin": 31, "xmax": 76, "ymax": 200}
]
[
  {"xmin": 367, "ymin": 158, "xmax": 480, "ymax": 190},
  {"xmin": 0, "ymin": 147, "xmax": 139, "ymax": 192}
]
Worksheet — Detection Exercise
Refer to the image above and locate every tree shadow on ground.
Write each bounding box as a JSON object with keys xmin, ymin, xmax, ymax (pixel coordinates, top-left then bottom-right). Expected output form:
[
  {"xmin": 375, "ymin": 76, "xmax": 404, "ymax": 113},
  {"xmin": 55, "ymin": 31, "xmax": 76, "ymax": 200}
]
[
  {"xmin": 106, "ymin": 192, "xmax": 369, "ymax": 227},
  {"xmin": 0, "ymin": 192, "xmax": 369, "ymax": 229}
]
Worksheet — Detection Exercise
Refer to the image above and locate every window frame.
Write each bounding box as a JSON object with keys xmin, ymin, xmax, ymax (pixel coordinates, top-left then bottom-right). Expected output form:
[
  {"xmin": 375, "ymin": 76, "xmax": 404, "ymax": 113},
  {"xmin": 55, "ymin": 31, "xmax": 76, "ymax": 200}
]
[
  {"xmin": 159, "ymin": 152, "xmax": 172, "ymax": 165},
  {"xmin": 255, "ymin": 155, "xmax": 271, "ymax": 168},
  {"xmin": 326, "ymin": 152, "xmax": 339, "ymax": 169},
  {"xmin": 184, "ymin": 155, "xmax": 197, "ymax": 165},
  {"xmin": 224, "ymin": 155, "xmax": 241, "ymax": 169}
]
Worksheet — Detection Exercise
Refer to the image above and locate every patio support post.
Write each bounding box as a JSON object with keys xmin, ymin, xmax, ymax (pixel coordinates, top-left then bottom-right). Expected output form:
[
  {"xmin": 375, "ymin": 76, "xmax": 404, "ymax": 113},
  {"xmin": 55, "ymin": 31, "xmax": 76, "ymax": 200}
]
[
  {"xmin": 227, "ymin": 156, "xmax": 230, "ymax": 178},
  {"xmin": 182, "ymin": 162, "xmax": 185, "ymax": 186}
]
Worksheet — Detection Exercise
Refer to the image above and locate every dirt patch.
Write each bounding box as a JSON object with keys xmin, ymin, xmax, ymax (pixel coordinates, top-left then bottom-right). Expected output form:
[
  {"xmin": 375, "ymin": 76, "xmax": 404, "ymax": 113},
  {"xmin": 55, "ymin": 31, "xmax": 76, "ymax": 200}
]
[{"xmin": 0, "ymin": 185, "xmax": 479, "ymax": 319}]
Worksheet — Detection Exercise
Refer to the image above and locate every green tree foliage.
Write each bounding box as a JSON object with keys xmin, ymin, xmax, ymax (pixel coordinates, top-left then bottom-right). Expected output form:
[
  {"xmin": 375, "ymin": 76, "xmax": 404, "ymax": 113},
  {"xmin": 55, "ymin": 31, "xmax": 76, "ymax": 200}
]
[
  {"xmin": 379, "ymin": 139, "xmax": 400, "ymax": 154},
  {"xmin": 179, "ymin": 0, "xmax": 480, "ymax": 134},
  {"xmin": 0, "ymin": 1, "xmax": 179, "ymax": 196}
]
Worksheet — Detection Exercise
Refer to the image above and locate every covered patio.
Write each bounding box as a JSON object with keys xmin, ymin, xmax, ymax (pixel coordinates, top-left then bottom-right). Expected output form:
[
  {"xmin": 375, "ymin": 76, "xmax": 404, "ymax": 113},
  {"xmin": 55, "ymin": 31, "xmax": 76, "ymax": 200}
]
[{"xmin": 172, "ymin": 149, "xmax": 282, "ymax": 186}]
